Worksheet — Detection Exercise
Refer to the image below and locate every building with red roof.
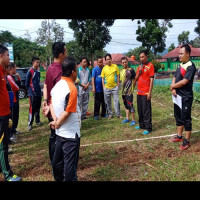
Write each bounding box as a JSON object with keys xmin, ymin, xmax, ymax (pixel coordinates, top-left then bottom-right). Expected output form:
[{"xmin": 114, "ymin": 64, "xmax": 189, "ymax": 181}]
[{"xmin": 162, "ymin": 44, "xmax": 200, "ymax": 60}]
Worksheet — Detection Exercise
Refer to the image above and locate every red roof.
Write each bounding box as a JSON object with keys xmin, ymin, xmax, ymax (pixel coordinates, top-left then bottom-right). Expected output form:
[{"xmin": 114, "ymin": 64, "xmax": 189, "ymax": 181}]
[{"xmin": 162, "ymin": 44, "xmax": 200, "ymax": 59}]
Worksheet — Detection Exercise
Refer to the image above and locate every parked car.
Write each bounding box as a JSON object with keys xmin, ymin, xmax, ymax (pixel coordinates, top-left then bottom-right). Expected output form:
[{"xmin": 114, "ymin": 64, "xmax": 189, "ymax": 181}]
[
  {"xmin": 16, "ymin": 68, "xmax": 44, "ymax": 99},
  {"xmin": 16, "ymin": 68, "xmax": 29, "ymax": 99}
]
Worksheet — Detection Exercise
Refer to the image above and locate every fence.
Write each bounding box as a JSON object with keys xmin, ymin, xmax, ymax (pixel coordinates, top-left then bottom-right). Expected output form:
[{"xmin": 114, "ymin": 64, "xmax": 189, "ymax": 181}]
[{"xmin": 154, "ymin": 78, "xmax": 200, "ymax": 93}]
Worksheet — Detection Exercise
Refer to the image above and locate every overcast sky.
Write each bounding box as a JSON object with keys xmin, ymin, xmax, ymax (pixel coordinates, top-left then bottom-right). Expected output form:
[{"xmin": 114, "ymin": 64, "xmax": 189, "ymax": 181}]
[{"xmin": 0, "ymin": 19, "xmax": 199, "ymax": 54}]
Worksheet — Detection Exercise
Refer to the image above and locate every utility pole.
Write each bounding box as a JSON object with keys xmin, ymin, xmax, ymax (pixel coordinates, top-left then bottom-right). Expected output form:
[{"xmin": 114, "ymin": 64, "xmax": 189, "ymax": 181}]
[{"xmin": 47, "ymin": 19, "xmax": 52, "ymax": 65}]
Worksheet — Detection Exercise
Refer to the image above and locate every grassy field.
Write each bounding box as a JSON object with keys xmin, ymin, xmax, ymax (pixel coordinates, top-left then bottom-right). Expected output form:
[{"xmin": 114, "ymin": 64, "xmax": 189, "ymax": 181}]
[{"xmin": 1, "ymin": 85, "xmax": 200, "ymax": 181}]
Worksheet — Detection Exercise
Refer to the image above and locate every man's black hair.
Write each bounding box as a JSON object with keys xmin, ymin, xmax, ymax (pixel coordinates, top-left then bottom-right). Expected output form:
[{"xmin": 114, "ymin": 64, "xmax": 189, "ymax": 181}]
[
  {"xmin": 32, "ymin": 56, "xmax": 40, "ymax": 63},
  {"xmin": 121, "ymin": 56, "xmax": 128, "ymax": 61},
  {"xmin": 0, "ymin": 44, "xmax": 8, "ymax": 54},
  {"xmin": 52, "ymin": 42, "xmax": 66, "ymax": 59},
  {"xmin": 62, "ymin": 56, "xmax": 77, "ymax": 77},
  {"xmin": 105, "ymin": 53, "xmax": 112, "ymax": 60},
  {"xmin": 139, "ymin": 49, "xmax": 148, "ymax": 56},
  {"xmin": 180, "ymin": 44, "xmax": 191, "ymax": 55},
  {"xmin": 79, "ymin": 56, "xmax": 89, "ymax": 64}
]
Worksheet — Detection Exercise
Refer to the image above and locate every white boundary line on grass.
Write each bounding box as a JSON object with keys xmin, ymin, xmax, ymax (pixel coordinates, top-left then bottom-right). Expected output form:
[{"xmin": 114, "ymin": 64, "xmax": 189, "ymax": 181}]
[{"xmin": 81, "ymin": 130, "xmax": 200, "ymax": 147}]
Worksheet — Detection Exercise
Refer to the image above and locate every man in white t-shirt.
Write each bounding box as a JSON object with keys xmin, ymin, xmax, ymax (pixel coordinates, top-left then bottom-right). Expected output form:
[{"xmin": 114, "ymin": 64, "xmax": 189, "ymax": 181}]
[{"xmin": 49, "ymin": 56, "xmax": 81, "ymax": 181}]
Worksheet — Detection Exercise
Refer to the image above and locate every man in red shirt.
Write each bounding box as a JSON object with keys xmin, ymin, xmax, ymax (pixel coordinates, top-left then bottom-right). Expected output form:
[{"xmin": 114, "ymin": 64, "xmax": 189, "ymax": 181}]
[
  {"xmin": 0, "ymin": 44, "xmax": 21, "ymax": 181},
  {"xmin": 134, "ymin": 49, "xmax": 154, "ymax": 134},
  {"xmin": 42, "ymin": 42, "xmax": 67, "ymax": 164}
]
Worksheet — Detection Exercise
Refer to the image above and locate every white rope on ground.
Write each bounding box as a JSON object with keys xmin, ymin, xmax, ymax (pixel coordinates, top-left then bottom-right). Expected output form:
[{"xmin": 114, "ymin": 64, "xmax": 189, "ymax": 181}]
[{"xmin": 81, "ymin": 130, "xmax": 200, "ymax": 147}]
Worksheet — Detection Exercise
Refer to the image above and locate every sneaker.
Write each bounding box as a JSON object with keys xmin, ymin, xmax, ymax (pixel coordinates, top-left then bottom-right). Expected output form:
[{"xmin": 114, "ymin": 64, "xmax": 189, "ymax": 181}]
[
  {"xmin": 8, "ymin": 147, "xmax": 13, "ymax": 154},
  {"xmin": 15, "ymin": 131, "xmax": 21, "ymax": 135},
  {"xmin": 102, "ymin": 114, "xmax": 108, "ymax": 118},
  {"xmin": 130, "ymin": 120, "xmax": 137, "ymax": 126},
  {"xmin": 94, "ymin": 116, "xmax": 98, "ymax": 120},
  {"xmin": 142, "ymin": 130, "xmax": 150, "ymax": 135},
  {"xmin": 7, "ymin": 174, "xmax": 22, "ymax": 181},
  {"xmin": 10, "ymin": 136, "xmax": 17, "ymax": 143},
  {"xmin": 179, "ymin": 139, "xmax": 190, "ymax": 150},
  {"xmin": 134, "ymin": 126, "xmax": 140, "ymax": 130},
  {"xmin": 28, "ymin": 125, "xmax": 32, "ymax": 131},
  {"xmin": 168, "ymin": 135, "xmax": 183, "ymax": 143},
  {"xmin": 121, "ymin": 119, "xmax": 130, "ymax": 124}
]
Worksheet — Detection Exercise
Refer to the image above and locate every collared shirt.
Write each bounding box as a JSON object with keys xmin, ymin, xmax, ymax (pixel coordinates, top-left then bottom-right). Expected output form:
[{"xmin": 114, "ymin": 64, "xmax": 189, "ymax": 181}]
[
  {"xmin": 51, "ymin": 76, "xmax": 81, "ymax": 139},
  {"xmin": 136, "ymin": 62, "xmax": 154, "ymax": 95},
  {"xmin": 120, "ymin": 67, "xmax": 136, "ymax": 95},
  {"xmin": 0, "ymin": 65, "xmax": 10, "ymax": 116},
  {"xmin": 174, "ymin": 60, "xmax": 196, "ymax": 98},
  {"xmin": 77, "ymin": 66, "xmax": 91, "ymax": 94},
  {"xmin": 92, "ymin": 66, "xmax": 103, "ymax": 92},
  {"xmin": 101, "ymin": 64, "xmax": 119, "ymax": 89}
]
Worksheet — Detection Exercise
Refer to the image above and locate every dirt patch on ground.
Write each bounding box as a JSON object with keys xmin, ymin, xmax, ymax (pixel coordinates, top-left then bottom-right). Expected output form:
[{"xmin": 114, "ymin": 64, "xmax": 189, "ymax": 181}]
[{"xmin": 1, "ymin": 137, "xmax": 200, "ymax": 181}]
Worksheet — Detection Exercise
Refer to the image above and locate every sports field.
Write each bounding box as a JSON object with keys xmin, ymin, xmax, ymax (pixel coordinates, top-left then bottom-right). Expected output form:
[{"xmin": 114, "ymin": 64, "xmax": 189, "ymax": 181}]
[{"xmin": 1, "ymin": 85, "xmax": 200, "ymax": 181}]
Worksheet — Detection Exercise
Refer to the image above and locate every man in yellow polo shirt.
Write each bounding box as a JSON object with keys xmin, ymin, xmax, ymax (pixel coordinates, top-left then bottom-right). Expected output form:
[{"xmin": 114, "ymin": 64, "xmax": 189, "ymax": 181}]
[{"xmin": 101, "ymin": 53, "xmax": 122, "ymax": 119}]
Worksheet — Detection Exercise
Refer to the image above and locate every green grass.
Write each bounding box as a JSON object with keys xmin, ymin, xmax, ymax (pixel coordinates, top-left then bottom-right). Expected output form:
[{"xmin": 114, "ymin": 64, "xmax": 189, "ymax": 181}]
[{"xmin": 1, "ymin": 85, "xmax": 200, "ymax": 181}]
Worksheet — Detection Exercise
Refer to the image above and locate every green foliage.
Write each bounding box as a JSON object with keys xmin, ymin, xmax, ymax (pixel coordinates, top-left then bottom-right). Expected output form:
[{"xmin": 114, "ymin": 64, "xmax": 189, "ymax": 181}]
[
  {"xmin": 68, "ymin": 19, "xmax": 115, "ymax": 66},
  {"xmin": 0, "ymin": 30, "xmax": 17, "ymax": 44},
  {"xmin": 13, "ymin": 38, "xmax": 46, "ymax": 67},
  {"xmin": 136, "ymin": 19, "xmax": 173, "ymax": 59},
  {"xmin": 66, "ymin": 40, "xmax": 106, "ymax": 64},
  {"xmin": 151, "ymin": 60, "xmax": 164, "ymax": 72},
  {"xmin": 178, "ymin": 31, "xmax": 190, "ymax": 45}
]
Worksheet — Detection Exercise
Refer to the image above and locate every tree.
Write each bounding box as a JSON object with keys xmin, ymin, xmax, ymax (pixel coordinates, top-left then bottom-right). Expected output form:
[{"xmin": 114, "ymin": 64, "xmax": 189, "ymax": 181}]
[
  {"xmin": 168, "ymin": 43, "xmax": 175, "ymax": 52},
  {"xmin": 0, "ymin": 30, "xmax": 17, "ymax": 44},
  {"xmin": 190, "ymin": 36, "xmax": 200, "ymax": 48},
  {"xmin": 68, "ymin": 19, "xmax": 115, "ymax": 66},
  {"xmin": 194, "ymin": 19, "xmax": 200, "ymax": 36},
  {"xmin": 178, "ymin": 31, "xmax": 190, "ymax": 45},
  {"xmin": 13, "ymin": 37, "xmax": 46, "ymax": 67},
  {"xmin": 126, "ymin": 46, "xmax": 154, "ymax": 62},
  {"xmin": 36, "ymin": 19, "xmax": 65, "ymax": 65},
  {"xmin": 136, "ymin": 19, "xmax": 173, "ymax": 59},
  {"xmin": 66, "ymin": 40, "xmax": 107, "ymax": 64}
]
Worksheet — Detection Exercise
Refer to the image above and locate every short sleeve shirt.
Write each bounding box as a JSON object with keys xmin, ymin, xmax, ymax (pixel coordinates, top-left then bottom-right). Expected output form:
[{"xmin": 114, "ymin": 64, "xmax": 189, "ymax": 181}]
[
  {"xmin": 101, "ymin": 64, "xmax": 119, "ymax": 89},
  {"xmin": 51, "ymin": 77, "xmax": 81, "ymax": 139},
  {"xmin": 174, "ymin": 60, "xmax": 196, "ymax": 98},
  {"xmin": 136, "ymin": 62, "xmax": 154, "ymax": 95},
  {"xmin": 45, "ymin": 62, "xmax": 62, "ymax": 105},
  {"xmin": 92, "ymin": 66, "xmax": 103, "ymax": 92},
  {"xmin": 120, "ymin": 67, "xmax": 136, "ymax": 95}
]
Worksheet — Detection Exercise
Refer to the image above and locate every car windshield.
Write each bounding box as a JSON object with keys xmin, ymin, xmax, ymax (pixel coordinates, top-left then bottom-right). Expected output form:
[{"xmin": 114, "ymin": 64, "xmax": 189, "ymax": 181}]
[{"xmin": 16, "ymin": 68, "xmax": 29, "ymax": 80}]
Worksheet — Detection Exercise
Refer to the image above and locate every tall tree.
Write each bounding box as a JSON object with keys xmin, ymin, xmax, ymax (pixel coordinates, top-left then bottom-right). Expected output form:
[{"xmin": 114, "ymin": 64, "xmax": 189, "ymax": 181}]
[
  {"xmin": 190, "ymin": 36, "xmax": 200, "ymax": 48},
  {"xmin": 0, "ymin": 30, "xmax": 17, "ymax": 44},
  {"xmin": 194, "ymin": 19, "xmax": 200, "ymax": 36},
  {"xmin": 68, "ymin": 19, "xmax": 115, "ymax": 66},
  {"xmin": 36, "ymin": 19, "xmax": 65, "ymax": 65},
  {"xmin": 136, "ymin": 19, "xmax": 173, "ymax": 59},
  {"xmin": 66, "ymin": 40, "xmax": 107, "ymax": 64},
  {"xmin": 168, "ymin": 43, "xmax": 175, "ymax": 52},
  {"xmin": 178, "ymin": 31, "xmax": 190, "ymax": 45}
]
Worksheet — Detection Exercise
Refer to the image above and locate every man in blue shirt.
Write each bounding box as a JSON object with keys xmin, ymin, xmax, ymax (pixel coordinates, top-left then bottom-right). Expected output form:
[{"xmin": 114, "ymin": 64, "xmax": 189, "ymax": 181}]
[
  {"xmin": 26, "ymin": 56, "xmax": 42, "ymax": 131},
  {"xmin": 92, "ymin": 56, "xmax": 107, "ymax": 119}
]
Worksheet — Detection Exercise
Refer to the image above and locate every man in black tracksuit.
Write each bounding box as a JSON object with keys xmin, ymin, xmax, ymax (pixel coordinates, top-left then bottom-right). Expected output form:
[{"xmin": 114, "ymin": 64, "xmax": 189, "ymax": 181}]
[
  {"xmin": 26, "ymin": 56, "xmax": 42, "ymax": 131},
  {"xmin": 169, "ymin": 44, "xmax": 196, "ymax": 150}
]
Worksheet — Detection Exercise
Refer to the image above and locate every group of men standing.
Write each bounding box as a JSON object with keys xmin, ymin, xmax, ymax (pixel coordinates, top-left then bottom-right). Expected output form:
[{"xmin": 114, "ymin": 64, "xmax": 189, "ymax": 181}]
[{"xmin": 0, "ymin": 42, "xmax": 197, "ymax": 181}]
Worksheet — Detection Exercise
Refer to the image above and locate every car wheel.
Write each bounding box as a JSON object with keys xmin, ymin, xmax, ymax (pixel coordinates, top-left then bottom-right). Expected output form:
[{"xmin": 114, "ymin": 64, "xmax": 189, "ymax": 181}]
[{"xmin": 19, "ymin": 89, "xmax": 26, "ymax": 99}]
